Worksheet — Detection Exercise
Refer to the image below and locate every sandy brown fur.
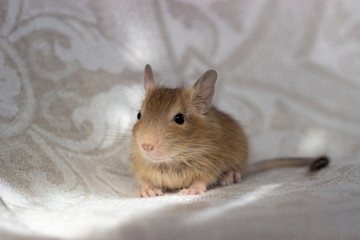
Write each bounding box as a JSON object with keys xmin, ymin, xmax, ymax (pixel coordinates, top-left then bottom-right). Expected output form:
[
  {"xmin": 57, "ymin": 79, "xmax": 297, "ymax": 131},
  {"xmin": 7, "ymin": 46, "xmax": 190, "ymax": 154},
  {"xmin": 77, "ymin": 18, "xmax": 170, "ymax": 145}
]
[
  {"xmin": 131, "ymin": 86, "xmax": 248, "ymax": 191},
  {"xmin": 131, "ymin": 65, "xmax": 329, "ymax": 197}
]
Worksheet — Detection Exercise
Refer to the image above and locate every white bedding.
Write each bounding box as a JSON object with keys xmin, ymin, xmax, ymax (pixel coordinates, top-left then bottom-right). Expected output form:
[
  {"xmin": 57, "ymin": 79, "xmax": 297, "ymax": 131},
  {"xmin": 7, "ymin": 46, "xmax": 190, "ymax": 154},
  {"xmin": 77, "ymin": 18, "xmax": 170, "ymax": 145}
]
[{"xmin": 1, "ymin": 1, "xmax": 360, "ymax": 239}]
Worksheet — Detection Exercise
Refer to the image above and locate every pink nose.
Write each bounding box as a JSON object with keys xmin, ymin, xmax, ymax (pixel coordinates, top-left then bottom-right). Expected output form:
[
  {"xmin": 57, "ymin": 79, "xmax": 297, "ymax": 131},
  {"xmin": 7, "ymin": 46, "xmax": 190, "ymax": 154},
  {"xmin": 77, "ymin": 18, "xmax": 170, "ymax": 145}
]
[{"xmin": 141, "ymin": 143, "xmax": 155, "ymax": 152}]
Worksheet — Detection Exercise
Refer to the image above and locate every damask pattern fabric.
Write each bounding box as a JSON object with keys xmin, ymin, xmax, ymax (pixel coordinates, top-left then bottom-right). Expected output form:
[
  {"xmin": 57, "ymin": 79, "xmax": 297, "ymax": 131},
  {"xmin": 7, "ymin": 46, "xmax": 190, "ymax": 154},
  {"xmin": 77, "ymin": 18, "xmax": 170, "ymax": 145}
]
[{"xmin": 1, "ymin": 0, "xmax": 360, "ymax": 239}]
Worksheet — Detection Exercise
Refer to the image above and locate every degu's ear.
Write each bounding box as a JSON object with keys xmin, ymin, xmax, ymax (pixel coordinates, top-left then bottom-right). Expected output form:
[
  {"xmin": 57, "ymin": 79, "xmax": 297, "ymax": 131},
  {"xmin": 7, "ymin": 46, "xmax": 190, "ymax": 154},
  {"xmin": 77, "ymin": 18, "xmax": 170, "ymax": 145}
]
[
  {"xmin": 143, "ymin": 64, "xmax": 155, "ymax": 91},
  {"xmin": 191, "ymin": 69, "xmax": 217, "ymax": 114}
]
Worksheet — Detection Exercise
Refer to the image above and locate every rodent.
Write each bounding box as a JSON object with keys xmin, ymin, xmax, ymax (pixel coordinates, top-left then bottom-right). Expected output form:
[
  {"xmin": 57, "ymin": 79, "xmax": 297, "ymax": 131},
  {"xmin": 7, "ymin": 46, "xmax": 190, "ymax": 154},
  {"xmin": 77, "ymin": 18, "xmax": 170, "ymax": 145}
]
[{"xmin": 131, "ymin": 64, "xmax": 329, "ymax": 198}]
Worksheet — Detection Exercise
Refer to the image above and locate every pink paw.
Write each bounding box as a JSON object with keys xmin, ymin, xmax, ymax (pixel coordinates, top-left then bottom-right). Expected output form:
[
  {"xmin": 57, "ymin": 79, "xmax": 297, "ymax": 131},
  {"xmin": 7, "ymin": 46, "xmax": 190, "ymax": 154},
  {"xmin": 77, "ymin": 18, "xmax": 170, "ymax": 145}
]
[
  {"xmin": 178, "ymin": 188, "xmax": 205, "ymax": 195},
  {"xmin": 178, "ymin": 186, "xmax": 206, "ymax": 195},
  {"xmin": 139, "ymin": 188, "xmax": 164, "ymax": 198},
  {"xmin": 178, "ymin": 180, "xmax": 207, "ymax": 195},
  {"xmin": 220, "ymin": 171, "xmax": 242, "ymax": 186}
]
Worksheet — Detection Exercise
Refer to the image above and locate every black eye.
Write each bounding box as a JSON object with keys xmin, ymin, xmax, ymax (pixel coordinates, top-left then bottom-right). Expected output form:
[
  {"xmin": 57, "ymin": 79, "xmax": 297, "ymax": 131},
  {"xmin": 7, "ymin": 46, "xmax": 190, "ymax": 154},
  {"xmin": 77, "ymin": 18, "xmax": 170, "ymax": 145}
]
[
  {"xmin": 137, "ymin": 111, "xmax": 141, "ymax": 120},
  {"xmin": 174, "ymin": 113, "xmax": 184, "ymax": 125}
]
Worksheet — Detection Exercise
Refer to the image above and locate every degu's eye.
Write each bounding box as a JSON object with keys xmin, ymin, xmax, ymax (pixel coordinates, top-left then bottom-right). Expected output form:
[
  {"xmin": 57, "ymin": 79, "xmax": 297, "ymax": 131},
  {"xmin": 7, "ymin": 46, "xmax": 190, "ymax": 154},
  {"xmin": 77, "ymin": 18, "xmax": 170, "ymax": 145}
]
[
  {"xmin": 137, "ymin": 111, "xmax": 141, "ymax": 120},
  {"xmin": 174, "ymin": 113, "xmax": 184, "ymax": 125}
]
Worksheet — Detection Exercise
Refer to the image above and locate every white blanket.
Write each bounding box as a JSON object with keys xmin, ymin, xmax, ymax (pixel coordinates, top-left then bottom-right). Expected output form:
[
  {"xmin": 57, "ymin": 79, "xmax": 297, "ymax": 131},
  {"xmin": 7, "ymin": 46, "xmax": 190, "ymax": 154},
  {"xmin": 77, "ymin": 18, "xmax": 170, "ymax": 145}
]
[{"xmin": 1, "ymin": 1, "xmax": 360, "ymax": 239}]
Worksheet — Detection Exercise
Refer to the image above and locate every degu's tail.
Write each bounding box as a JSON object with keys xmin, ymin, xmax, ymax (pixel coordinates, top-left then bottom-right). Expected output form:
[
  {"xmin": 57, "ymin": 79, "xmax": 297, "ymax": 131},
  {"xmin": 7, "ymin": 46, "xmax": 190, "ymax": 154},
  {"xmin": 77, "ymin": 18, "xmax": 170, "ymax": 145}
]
[{"xmin": 246, "ymin": 155, "xmax": 330, "ymax": 176}]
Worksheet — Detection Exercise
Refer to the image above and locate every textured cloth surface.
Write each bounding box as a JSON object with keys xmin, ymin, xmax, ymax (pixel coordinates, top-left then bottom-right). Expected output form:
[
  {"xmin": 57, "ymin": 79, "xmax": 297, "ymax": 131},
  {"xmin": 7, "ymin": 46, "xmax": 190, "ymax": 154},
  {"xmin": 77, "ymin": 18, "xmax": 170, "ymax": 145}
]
[{"xmin": 1, "ymin": 0, "xmax": 360, "ymax": 239}]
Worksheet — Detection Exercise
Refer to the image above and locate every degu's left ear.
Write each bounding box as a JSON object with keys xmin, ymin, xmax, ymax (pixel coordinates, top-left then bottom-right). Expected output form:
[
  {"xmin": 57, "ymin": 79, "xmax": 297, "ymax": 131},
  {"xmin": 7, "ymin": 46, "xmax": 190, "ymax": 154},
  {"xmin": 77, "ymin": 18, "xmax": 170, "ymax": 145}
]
[
  {"xmin": 191, "ymin": 69, "xmax": 217, "ymax": 114},
  {"xmin": 143, "ymin": 64, "xmax": 155, "ymax": 91}
]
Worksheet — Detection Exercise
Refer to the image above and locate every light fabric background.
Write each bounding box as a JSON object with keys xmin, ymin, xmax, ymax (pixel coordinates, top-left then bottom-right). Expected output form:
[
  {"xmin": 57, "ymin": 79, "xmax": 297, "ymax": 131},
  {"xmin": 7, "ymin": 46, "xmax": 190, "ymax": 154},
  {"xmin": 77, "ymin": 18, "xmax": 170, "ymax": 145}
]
[{"xmin": 1, "ymin": 0, "xmax": 360, "ymax": 239}]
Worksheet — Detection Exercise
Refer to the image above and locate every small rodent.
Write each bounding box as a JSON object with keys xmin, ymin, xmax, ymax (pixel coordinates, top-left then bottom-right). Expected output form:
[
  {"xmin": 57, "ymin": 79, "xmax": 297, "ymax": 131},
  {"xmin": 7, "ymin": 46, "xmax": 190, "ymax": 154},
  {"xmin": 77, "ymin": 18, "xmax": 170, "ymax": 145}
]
[{"xmin": 131, "ymin": 65, "xmax": 329, "ymax": 198}]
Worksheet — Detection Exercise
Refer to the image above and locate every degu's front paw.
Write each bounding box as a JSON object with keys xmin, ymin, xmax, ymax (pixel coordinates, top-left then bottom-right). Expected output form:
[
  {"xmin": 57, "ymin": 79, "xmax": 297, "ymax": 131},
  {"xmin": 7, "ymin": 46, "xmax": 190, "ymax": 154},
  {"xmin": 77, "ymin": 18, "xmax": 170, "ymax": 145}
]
[
  {"xmin": 178, "ymin": 187, "xmax": 206, "ymax": 195},
  {"xmin": 139, "ymin": 188, "xmax": 164, "ymax": 198},
  {"xmin": 178, "ymin": 180, "xmax": 207, "ymax": 195}
]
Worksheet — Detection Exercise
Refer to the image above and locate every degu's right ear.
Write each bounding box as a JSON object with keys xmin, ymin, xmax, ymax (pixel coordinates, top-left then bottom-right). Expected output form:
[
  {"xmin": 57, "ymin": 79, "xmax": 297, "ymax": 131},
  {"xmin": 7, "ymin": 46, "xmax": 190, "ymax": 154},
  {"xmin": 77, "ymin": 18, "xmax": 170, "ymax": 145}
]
[
  {"xmin": 191, "ymin": 69, "xmax": 217, "ymax": 114},
  {"xmin": 143, "ymin": 64, "xmax": 155, "ymax": 91}
]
